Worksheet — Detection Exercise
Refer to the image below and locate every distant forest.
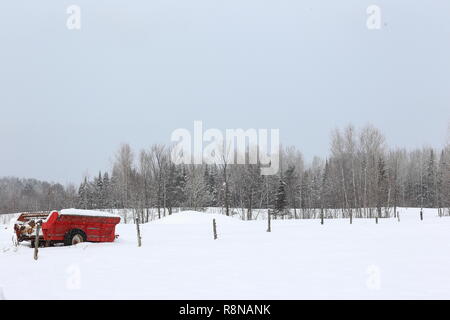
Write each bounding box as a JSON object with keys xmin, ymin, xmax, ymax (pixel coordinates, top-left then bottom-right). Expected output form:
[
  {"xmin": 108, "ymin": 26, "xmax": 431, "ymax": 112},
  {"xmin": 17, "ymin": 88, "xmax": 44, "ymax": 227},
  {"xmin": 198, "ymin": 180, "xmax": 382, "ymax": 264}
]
[{"xmin": 1, "ymin": 124, "xmax": 449, "ymax": 220}]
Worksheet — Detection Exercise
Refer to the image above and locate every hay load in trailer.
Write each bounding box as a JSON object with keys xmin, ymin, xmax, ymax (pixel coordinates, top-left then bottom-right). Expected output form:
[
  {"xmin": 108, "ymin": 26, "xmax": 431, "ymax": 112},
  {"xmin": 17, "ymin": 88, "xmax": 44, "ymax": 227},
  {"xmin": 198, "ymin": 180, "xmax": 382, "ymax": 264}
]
[{"xmin": 14, "ymin": 209, "xmax": 121, "ymax": 247}]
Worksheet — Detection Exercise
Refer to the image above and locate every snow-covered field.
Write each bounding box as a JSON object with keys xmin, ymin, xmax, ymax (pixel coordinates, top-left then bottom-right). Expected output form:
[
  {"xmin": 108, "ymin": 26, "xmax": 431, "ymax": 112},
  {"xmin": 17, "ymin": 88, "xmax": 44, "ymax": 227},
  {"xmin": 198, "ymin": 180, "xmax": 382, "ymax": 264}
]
[{"xmin": 1, "ymin": 208, "xmax": 450, "ymax": 300}]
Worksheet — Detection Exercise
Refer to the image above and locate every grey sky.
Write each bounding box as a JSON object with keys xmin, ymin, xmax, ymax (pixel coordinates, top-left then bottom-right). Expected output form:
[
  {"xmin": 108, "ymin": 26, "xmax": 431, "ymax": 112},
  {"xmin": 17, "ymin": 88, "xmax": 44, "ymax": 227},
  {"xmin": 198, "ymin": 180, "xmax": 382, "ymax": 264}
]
[{"xmin": 0, "ymin": 0, "xmax": 449, "ymax": 184}]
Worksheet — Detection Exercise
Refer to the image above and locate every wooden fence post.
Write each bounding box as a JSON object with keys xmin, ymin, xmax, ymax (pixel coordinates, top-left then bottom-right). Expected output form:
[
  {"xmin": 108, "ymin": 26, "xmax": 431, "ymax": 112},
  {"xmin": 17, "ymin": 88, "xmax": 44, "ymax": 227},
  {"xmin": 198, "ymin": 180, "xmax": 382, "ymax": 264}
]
[
  {"xmin": 135, "ymin": 217, "xmax": 142, "ymax": 247},
  {"xmin": 267, "ymin": 210, "xmax": 271, "ymax": 232},
  {"xmin": 213, "ymin": 219, "xmax": 218, "ymax": 240},
  {"xmin": 33, "ymin": 223, "xmax": 40, "ymax": 261}
]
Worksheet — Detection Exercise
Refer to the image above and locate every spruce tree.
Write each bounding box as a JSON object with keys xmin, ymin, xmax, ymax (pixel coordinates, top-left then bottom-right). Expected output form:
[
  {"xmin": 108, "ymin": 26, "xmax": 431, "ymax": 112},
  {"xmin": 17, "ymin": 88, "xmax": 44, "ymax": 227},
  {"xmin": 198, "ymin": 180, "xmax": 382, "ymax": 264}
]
[
  {"xmin": 284, "ymin": 165, "xmax": 298, "ymax": 218},
  {"xmin": 77, "ymin": 177, "xmax": 89, "ymax": 209},
  {"xmin": 274, "ymin": 177, "xmax": 287, "ymax": 217},
  {"xmin": 203, "ymin": 165, "xmax": 218, "ymax": 207},
  {"xmin": 96, "ymin": 171, "xmax": 104, "ymax": 209}
]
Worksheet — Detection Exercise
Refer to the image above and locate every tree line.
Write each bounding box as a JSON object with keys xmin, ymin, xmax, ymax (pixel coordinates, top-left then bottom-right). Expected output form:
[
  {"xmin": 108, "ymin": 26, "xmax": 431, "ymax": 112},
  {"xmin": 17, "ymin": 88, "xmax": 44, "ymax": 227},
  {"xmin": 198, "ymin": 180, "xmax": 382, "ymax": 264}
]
[
  {"xmin": 1, "ymin": 124, "xmax": 449, "ymax": 220},
  {"xmin": 0, "ymin": 177, "xmax": 77, "ymax": 214}
]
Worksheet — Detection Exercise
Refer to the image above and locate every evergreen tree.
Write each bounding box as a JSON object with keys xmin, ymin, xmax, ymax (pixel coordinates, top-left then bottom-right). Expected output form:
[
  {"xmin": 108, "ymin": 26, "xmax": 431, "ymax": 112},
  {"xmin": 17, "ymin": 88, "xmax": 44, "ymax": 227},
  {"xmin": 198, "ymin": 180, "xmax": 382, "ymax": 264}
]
[
  {"xmin": 95, "ymin": 171, "xmax": 104, "ymax": 209},
  {"xmin": 203, "ymin": 165, "xmax": 218, "ymax": 206},
  {"xmin": 274, "ymin": 177, "xmax": 287, "ymax": 217},
  {"xmin": 177, "ymin": 166, "xmax": 187, "ymax": 204},
  {"xmin": 77, "ymin": 177, "xmax": 89, "ymax": 209},
  {"xmin": 284, "ymin": 165, "xmax": 298, "ymax": 216},
  {"xmin": 300, "ymin": 170, "xmax": 310, "ymax": 212},
  {"xmin": 86, "ymin": 180, "xmax": 94, "ymax": 209}
]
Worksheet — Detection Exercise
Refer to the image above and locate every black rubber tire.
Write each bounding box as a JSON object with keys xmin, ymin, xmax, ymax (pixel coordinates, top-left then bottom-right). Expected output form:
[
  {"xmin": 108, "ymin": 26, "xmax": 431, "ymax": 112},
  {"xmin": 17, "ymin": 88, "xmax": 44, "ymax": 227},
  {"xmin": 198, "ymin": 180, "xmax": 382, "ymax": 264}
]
[{"xmin": 64, "ymin": 229, "xmax": 87, "ymax": 246}]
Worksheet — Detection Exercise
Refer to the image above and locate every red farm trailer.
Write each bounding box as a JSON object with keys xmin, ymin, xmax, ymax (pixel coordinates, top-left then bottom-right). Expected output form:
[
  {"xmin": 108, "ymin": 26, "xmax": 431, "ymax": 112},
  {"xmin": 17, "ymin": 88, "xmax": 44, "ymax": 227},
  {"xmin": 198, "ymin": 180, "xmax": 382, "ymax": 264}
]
[{"xmin": 14, "ymin": 209, "xmax": 121, "ymax": 247}]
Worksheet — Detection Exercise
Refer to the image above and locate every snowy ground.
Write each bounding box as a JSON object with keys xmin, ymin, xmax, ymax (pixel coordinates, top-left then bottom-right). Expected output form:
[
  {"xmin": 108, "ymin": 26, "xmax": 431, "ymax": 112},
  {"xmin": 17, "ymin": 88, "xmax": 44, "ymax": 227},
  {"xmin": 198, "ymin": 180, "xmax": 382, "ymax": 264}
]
[{"xmin": 1, "ymin": 208, "xmax": 450, "ymax": 300}]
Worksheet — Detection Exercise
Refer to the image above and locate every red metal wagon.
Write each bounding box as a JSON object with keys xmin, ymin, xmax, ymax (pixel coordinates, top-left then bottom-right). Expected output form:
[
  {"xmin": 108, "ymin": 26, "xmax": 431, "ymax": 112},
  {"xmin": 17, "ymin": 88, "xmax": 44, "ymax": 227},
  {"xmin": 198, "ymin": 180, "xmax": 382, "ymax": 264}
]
[{"xmin": 14, "ymin": 209, "xmax": 121, "ymax": 247}]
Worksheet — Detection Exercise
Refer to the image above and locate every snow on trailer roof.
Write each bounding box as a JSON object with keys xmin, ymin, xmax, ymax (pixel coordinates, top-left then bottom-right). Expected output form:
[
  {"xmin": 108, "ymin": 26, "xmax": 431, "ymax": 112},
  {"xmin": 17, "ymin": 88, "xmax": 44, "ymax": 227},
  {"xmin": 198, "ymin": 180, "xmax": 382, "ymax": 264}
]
[{"xmin": 59, "ymin": 209, "xmax": 120, "ymax": 219}]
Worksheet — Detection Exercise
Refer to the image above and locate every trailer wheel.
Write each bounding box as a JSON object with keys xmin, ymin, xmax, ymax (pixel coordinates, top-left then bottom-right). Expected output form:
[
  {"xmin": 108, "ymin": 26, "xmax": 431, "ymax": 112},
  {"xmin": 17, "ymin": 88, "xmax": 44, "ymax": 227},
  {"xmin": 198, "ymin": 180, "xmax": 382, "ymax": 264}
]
[{"xmin": 64, "ymin": 229, "xmax": 87, "ymax": 246}]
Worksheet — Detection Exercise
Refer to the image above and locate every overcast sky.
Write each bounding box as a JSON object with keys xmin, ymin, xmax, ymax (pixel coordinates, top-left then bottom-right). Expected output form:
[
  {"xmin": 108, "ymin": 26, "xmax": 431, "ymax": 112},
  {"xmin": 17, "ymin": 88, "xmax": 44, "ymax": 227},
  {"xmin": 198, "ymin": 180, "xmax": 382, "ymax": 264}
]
[{"xmin": 0, "ymin": 0, "xmax": 449, "ymax": 184}]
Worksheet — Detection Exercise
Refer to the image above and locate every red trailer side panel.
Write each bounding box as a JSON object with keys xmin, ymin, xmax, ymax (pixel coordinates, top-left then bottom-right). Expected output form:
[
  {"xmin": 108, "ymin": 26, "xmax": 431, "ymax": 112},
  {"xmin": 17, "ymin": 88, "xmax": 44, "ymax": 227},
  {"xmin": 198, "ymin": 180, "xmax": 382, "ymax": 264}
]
[{"xmin": 42, "ymin": 211, "xmax": 120, "ymax": 243}]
